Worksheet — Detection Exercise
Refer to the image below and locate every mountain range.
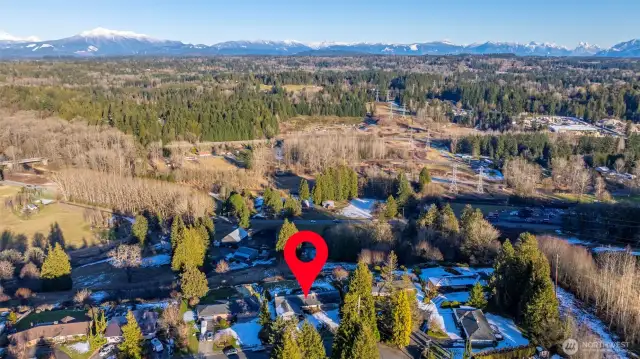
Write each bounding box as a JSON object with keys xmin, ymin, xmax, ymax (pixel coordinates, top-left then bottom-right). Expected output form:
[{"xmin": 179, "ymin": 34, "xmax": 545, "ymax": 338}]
[{"xmin": 1, "ymin": 28, "xmax": 639, "ymax": 58}]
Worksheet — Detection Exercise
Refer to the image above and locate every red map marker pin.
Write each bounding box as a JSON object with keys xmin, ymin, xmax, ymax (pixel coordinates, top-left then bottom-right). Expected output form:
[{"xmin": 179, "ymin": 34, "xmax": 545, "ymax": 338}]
[{"xmin": 284, "ymin": 231, "xmax": 328, "ymax": 298}]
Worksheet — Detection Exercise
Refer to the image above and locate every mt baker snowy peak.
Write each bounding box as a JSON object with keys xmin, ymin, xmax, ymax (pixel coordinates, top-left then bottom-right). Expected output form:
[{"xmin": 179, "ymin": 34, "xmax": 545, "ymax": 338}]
[{"xmin": 0, "ymin": 28, "xmax": 638, "ymax": 58}]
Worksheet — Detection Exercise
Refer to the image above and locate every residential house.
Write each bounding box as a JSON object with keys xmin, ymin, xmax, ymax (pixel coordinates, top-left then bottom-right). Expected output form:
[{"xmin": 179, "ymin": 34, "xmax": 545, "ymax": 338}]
[
  {"xmin": 10, "ymin": 315, "xmax": 90, "ymax": 346},
  {"xmin": 453, "ymin": 308, "xmax": 495, "ymax": 347},
  {"xmin": 372, "ymin": 279, "xmax": 416, "ymax": 297},
  {"xmin": 233, "ymin": 247, "xmax": 259, "ymax": 262},
  {"xmin": 274, "ymin": 296, "xmax": 302, "ymax": 321},
  {"xmin": 196, "ymin": 301, "xmax": 232, "ymax": 322},
  {"xmin": 285, "ymin": 291, "xmax": 341, "ymax": 312},
  {"xmin": 216, "ymin": 228, "xmax": 249, "ymax": 247},
  {"xmin": 105, "ymin": 310, "xmax": 159, "ymax": 341},
  {"xmin": 230, "ymin": 297, "xmax": 260, "ymax": 323},
  {"xmin": 428, "ymin": 274, "xmax": 480, "ymax": 292}
]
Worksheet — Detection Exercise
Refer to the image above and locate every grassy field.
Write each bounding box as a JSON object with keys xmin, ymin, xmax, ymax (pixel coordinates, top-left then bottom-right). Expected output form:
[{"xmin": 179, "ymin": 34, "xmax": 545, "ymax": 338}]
[
  {"xmin": 16, "ymin": 310, "xmax": 89, "ymax": 331},
  {"xmin": 57, "ymin": 343, "xmax": 94, "ymax": 359},
  {"xmin": 259, "ymin": 84, "xmax": 323, "ymax": 92},
  {"xmin": 200, "ymin": 287, "xmax": 240, "ymax": 304}
]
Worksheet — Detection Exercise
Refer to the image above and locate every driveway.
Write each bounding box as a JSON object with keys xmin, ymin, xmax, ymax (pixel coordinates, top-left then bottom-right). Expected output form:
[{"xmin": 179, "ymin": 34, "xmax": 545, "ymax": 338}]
[{"xmin": 204, "ymin": 351, "xmax": 269, "ymax": 359}]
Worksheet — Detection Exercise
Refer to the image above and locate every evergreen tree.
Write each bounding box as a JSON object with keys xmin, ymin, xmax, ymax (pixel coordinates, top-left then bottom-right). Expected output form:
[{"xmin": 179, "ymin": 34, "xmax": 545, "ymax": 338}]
[
  {"xmin": 332, "ymin": 261, "xmax": 379, "ymax": 359},
  {"xmin": 298, "ymin": 321, "xmax": 326, "ymax": 359},
  {"xmin": 271, "ymin": 324, "xmax": 301, "ymax": 359},
  {"xmin": 132, "ymin": 215, "xmax": 148, "ymax": 247},
  {"xmin": 468, "ymin": 282, "xmax": 487, "ymax": 309},
  {"xmin": 264, "ymin": 188, "xmax": 284, "ymax": 217},
  {"xmin": 312, "ymin": 180, "xmax": 323, "ymax": 205},
  {"xmin": 384, "ymin": 196, "xmax": 398, "ymax": 218},
  {"xmin": 228, "ymin": 193, "xmax": 250, "ymax": 228},
  {"xmin": 119, "ymin": 311, "xmax": 143, "ymax": 359},
  {"xmin": 170, "ymin": 216, "xmax": 186, "ymax": 249},
  {"xmin": 172, "ymin": 227, "xmax": 207, "ymax": 271},
  {"xmin": 490, "ymin": 239, "xmax": 516, "ymax": 309},
  {"xmin": 258, "ymin": 298, "xmax": 272, "ymax": 327},
  {"xmin": 396, "ymin": 172, "xmax": 412, "ymax": 205},
  {"xmin": 196, "ymin": 216, "xmax": 215, "ymax": 242},
  {"xmin": 283, "ymin": 197, "xmax": 302, "ymax": 218},
  {"xmin": 380, "ymin": 251, "xmax": 397, "ymax": 293},
  {"xmin": 180, "ymin": 266, "xmax": 209, "ymax": 303},
  {"xmin": 299, "ymin": 179, "xmax": 310, "ymax": 201},
  {"xmin": 349, "ymin": 169, "xmax": 359, "ymax": 199},
  {"xmin": 276, "ymin": 219, "xmax": 298, "ymax": 251},
  {"xmin": 41, "ymin": 243, "xmax": 72, "ymax": 291},
  {"xmin": 437, "ymin": 204, "xmax": 459, "ymax": 233},
  {"xmin": 417, "ymin": 204, "xmax": 438, "ymax": 228},
  {"xmin": 418, "ymin": 167, "xmax": 432, "ymax": 191},
  {"xmin": 389, "ymin": 289, "xmax": 412, "ymax": 348},
  {"xmin": 340, "ymin": 322, "xmax": 379, "ymax": 359}
]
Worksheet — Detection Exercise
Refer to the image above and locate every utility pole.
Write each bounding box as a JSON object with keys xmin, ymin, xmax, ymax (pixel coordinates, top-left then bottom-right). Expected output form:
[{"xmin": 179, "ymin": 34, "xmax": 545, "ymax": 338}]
[
  {"xmin": 375, "ymin": 88, "xmax": 379, "ymax": 103},
  {"xmin": 450, "ymin": 163, "xmax": 459, "ymax": 194},
  {"xmin": 477, "ymin": 167, "xmax": 484, "ymax": 194}
]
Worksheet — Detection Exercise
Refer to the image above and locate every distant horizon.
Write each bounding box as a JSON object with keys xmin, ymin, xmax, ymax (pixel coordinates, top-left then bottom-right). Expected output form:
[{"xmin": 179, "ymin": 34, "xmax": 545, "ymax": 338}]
[
  {"xmin": 0, "ymin": 26, "xmax": 630, "ymax": 50},
  {"xmin": 0, "ymin": 0, "xmax": 638, "ymax": 48}
]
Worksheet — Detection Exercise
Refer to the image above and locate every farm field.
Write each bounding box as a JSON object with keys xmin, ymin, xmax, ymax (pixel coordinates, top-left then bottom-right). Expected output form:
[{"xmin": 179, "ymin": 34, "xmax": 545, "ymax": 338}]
[{"xmin": 0, "ymin": 185, "xmax": 97, "ymax": 250}]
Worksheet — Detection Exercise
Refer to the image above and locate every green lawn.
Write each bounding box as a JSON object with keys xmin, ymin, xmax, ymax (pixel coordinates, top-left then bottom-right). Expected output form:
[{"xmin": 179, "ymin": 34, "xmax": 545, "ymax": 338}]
[
  {"xmin": 16, "ymin": 310, "xmax": 88, "ymax": 331},
  {"xmin": 200, "ymin": 287, "xmax": 240, "ymax": 304},
  {"xmin": 57, "ymin": 343, "xmax": 94, "ymax": 359}
]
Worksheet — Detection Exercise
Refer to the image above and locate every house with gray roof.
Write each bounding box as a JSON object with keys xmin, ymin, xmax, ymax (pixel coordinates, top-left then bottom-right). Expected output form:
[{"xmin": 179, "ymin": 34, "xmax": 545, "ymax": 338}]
[
  {"xmin": 453, "ymin": 308, "xmax": 495, "ymax": 347},
  {"xmin": 196, "ymin": 301, "xmax": 232, "ymax": 322},
  {"xmin": 233, "ymin": 247, "xmax": 259, "ymax": 262}
]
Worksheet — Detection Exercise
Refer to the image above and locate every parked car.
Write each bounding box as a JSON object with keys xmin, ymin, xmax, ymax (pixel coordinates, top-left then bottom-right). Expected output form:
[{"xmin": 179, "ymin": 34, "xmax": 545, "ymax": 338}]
[
  {"xmin": 99, "ymin": 344, "xmax": 115, "ymax": 357},
  {"xmin": 150, "ymin": 338, "xmax": 164, "ymax": 352},
  {"xmin": 205, "ymin": 331, "xmax": 214, "ymax": 341},
  {"xmin": 489, "ymin": 324, "xmax": 503, "ymax": 341},
  {"xmin": 223, "ymin": 346, "xmax": 238, "ymax": 355}
]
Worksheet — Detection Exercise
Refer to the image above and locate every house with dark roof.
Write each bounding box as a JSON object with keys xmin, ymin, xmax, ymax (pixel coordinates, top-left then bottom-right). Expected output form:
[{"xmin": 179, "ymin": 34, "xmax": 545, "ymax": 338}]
[
  {"xmin": 274, "ymin": 296, "xmax": 302, "ymax": 321},
  {"xmin": 196, "ymin": 301, "xmax": 232, "ymax": 322},
  {"xmin": 230, "ymin": 297, "xmax": 260, "ymax": 322},
  {"xmin": 453, "ymin": 308, "xmax": 496, "ymax": 347},
  {"xmin": 10, "ymin": 315, "xmax": 90, "ymax": 346},
  {"xmin": 233, "ymin": 247, "xmax": 259, "ymax": 262},
  {"xmin": 284, "ymin": 291, "xmax": 341, "ymax": 312},
  {"xmin": 106, "ymin": 310, "xmax": 159, "ymax": 341},
  {"xmin": 428, "ymin": 274, "xmax": 480, "ymax": 292}
]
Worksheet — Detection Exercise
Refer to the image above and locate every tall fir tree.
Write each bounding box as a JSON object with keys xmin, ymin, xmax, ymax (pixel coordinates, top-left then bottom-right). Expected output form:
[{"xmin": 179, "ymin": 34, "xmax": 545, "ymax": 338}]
[
  {"xmin": 119, "ymin": 311, "xmax": 143, "ymax": 359},
  {"xmin": 298, "ymin": 321, "xmax": 326, "ymax": 359},
  {"xmin": 396, "ymin": 172, "xmax": 412, "ymax": 205},
  {"xmin": 341, "ymin": 322, "xmax": 379, "ymax": 359},
  {"xmin": 468, "ymin": 282, "xmax": 487, "ymax": 309},
  {"xmin": 180, "ymin": 266, "xmax": 209, "ymax": 303},
  {"xmin": 41, "ymin": 243, "xmax": 72, "ymax": 291},
  {"xmin": 417, "ymin": 204, "xmax": 439, "ymax": 228},
  {"xmin": 437, "ymin": 204, "xmax": 460, "ymax": 233},
  {"xmin": 276, "ymin": 219, "xmax": 298, "ymax": 251},
  {"xmin": 332, "ymin": 261, "xmax": 379, "ymax": 359},
  {"xmin": 389, "ymin": 289, "xmax": 412, "ymax": 348},
  {"xmin": 299, "ymin": 179, "xmax": 310, "ymax": 201},
  {"xmin": 385, "ymin": 196, "xmax": 398, "ymax": 218},
  {"xmin": 170, "ymin": 216, "xmax": 186, "ymax": 249},
  {"xmin": 418, "ymin": 167, "xmax": 432, "ymax": 191},
  {"xmin": 271, "ymin": 324, "xmax": 301, "ymax": 359},
  {"xmin": 258, "ymin": 298, "xmax": 272, "ymax": 327},
  {"xmin": 132, "ymin": 215, "xmax": 148, "ymax": 247},
  {"xmin": 172, "ymin": 227, "xmax": 207, "ymax": 271}
]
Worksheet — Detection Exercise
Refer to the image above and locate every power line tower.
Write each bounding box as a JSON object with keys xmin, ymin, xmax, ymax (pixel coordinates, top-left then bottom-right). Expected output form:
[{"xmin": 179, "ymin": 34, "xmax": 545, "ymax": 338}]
[
  {"xmin": 387, "ymin": 92, "xmax": 394, "ymax": 121},
  {"xmin": 450, "ymin": 163, "xmax": 459, "ymax": 193},
  {"xmin": 375, "ymin": 89, "xmax": 379, "ymax": 103},
  {"xmin": 477, "ymin": 167, "xmax": 484, "ymax": 194}
]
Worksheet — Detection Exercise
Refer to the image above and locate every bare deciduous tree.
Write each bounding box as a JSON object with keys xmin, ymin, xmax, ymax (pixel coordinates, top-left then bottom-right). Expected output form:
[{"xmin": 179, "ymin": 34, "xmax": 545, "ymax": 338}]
[
  {"xmin": 19, "ymin": 262, "xmax": 40, "ymax": 279},
  {"xmin": 109, "ymin": 245, "xmax": 142, "ymax": 283},
  {"xmin": 504, "ymin": 157, "xmax": 541, "ymax": 197},
  {"xmin": 0, "ymin": 260, "xmax": 15, "ymax": 281},
  {"xmin": 74, "ymin": 288, "xmax": 93, "ymax": 308},
  {"xmin": 215, "ymin": 260, "xmax": 229, "ymax": 274}
]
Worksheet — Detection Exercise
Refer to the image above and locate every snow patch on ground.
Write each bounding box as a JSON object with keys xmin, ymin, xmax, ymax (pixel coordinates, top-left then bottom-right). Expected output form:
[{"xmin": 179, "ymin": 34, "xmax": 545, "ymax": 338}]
[
  {"xmin": 592, "ymin": 246, "xmax": 640, "ymax": 256},
  {"xmin": 229, "ymin": 319, "xmax": 262, "ymax": 347},
  {"xmin": 484, "ymin": 313, "xmax": 529, "ymax": 350},
  {"xmin": 556, "ymin": 287, "xmax": 630, "ymax": 358},
  {"xmin": 68, "ymin": 341, "xmax": 90, "ymax": 353},
  {"xmin": 140, "ymin": 254, "xmax": 171, "ymax": 267},
  {"xmin": 91, "ymin": 291, "xmax": 109, "ymax": 303},
  {"xmin": 76, "ymin": 273, "xmax": 108, "ymax": 288},
  {"xmin": 183, "ymin": 310, "xmax": 195, "ymax": 323},
  {"xmin": 323, "ymin": 262, "xmax": 357, "ymax": 272},
  {"xmin": 135, "ymin": 300, "xmax": 176, "ymax": 310},
  {"xmin": 78, "ymin": 257, "xmax": 112, "ymax": 268},
  {"xmin": 339, "ymin": 198, "xmax": 378, "ymax": 219},
  {"xmin": 306, "ymin": 309, "xmax": 340, "ymax": 330}
]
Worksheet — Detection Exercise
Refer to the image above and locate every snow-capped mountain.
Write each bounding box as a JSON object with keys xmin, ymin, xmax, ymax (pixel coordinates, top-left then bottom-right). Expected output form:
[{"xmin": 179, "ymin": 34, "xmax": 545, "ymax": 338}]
[
  {"xmin": 0, "ymin": 28, "xmax": 638, "ymax": 58},
  {"xmin": 596, "ymin": 39, "xmax": 640, "ymax": 57}
]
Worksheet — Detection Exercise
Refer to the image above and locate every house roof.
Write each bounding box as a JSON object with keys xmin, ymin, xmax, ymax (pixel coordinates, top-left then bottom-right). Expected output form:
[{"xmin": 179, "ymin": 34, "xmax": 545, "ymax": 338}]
[
  {"xmin": 428, "ymin": 274, "xmax": 479, "ymax": 288},
  {"xmin": 10, "ymin": 321, "xmax": 90, "ymax": 344},
  {"xmin": 274, "ymin": 297, "xmax": 301, "ymax": 316},
  {"xmin": 230, "ymin": 297, "xmax": 260, "ymax": 317},
  {"xmin": 221, "ymin": 228, "xmax": 249, "ymax": 243},
  {"xmin": 284, "ymin": 291, "xmax": 341, "ymax": 308},
  {"xmin": 109, "ymin": 310, "xmax": 158, "ymax": 336},
  {"xmin": 454, "ymin": 309, "xmax": 495, "ymax": 343},
  {"xmin": 105, "ymin": 320, "xmax": 122, "ymax": 338},
  {"xmin": 196, "ymin": 301, "xmax": 231, "ymax": 317},
  {"xmin": 373, "ymin": 279, "xmax": 416, "ymax": 296},
  {"xmin": 234, "ymin": 247, "xmax": 258, "ymax": 259}
]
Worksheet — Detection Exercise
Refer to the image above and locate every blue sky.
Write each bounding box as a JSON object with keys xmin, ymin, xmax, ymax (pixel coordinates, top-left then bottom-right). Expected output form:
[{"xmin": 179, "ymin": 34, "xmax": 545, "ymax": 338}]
[{"xmin": 0, "ymin": 0, "xmax": 638, "ymax": 47}]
